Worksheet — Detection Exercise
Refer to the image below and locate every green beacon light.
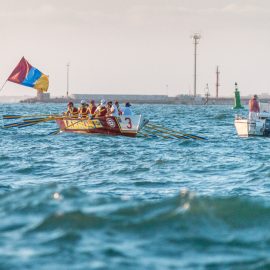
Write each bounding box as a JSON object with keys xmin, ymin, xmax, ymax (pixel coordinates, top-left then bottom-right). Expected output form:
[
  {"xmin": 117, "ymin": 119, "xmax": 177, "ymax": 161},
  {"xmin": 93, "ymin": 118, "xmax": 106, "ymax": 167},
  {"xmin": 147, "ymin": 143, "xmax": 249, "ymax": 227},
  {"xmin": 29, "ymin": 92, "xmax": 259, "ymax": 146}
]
[{"xmin": 233, "ymin": 82, "xmax": 244, "ymax": 109}]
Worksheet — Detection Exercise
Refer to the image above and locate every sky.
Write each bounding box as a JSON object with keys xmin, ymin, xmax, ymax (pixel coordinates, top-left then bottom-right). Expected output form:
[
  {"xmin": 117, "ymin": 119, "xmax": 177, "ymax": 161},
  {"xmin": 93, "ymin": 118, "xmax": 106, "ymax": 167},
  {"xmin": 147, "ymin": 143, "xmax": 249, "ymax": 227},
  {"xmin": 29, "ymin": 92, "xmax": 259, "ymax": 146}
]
[{"xmin": 0, "ymin": 0, "xmax": 270, "ymax": 97}]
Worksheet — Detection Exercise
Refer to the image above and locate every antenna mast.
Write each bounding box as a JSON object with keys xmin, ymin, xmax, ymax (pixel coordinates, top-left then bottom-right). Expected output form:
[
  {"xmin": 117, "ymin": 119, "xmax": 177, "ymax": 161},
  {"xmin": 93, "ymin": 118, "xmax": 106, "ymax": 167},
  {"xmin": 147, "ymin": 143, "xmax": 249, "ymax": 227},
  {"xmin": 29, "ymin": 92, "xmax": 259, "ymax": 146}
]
[
  {"xmin": 204, "ymin": 83, "xmax": 210, "ymax": 105},
  {"xmin": 216, "ymin": 66, "xmax": 220, "ymax": 99},
  {"xmin": 192, "ymin": 33, "xmax": 201, "ymax": 97}
]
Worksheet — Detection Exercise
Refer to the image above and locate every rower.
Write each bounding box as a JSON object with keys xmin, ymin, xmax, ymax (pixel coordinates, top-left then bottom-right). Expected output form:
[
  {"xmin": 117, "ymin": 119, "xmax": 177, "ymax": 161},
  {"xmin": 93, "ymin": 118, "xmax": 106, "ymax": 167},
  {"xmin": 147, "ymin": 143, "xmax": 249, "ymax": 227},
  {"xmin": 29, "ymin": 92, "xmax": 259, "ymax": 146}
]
[
  {"xmin": 107, "ymin": 101, "xmax": 119, "ymax": 116},
  {"xmin": 65, "ymin": 101, "xmax": 79, "ymax": 117},
  {"xmin": 78, "ymin": 100, "xmax": 89, "ymax": 118},
  {"xmin": 115, "ymin": 101, "xmax": 122, "ymax": 115},
  {"xmin": 94, "ymin": 99, "xmax": 107, "ymax": 117},
  {"xmin": 122, "ymin": 102, "xmax": 133, "ymax": 116},
  {"xmin": 88, "ymin": 100, "xmax": 97, "ymax": 116}
]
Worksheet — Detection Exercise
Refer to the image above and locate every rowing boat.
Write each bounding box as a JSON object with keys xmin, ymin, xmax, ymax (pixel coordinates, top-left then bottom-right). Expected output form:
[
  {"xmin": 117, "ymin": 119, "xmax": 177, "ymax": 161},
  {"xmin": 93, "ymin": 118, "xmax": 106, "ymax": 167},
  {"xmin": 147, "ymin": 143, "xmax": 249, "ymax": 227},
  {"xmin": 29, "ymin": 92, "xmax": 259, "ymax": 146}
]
[
  {"xmin": 1, "ymin": 59, "xmax": 206, "ymax": 140},
  {"xmin": 55, "ymin": 115, "xmax": 149, "ymax": 137},
  {"xmin": 3, "ymin": 114, "xmax": 206, "ymax": 140}
]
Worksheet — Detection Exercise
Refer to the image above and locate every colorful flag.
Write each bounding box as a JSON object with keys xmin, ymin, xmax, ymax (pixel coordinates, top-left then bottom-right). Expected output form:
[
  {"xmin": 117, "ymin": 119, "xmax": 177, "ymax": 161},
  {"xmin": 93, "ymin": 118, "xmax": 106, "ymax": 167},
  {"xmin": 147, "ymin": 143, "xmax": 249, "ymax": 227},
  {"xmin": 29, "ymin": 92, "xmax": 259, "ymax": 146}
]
[{"xmin": 7, "ymin": 57, "xmax": 49, "ymax": 92}]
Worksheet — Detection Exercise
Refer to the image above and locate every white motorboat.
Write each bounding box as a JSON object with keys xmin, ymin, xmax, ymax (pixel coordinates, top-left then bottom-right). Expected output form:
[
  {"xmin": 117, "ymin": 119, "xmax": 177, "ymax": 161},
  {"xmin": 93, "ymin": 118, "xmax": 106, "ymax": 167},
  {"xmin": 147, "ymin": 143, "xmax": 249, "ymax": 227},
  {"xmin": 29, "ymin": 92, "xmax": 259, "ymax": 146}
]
[{"xmin": 234, "ymin": 103, "xmax": 270, "ymax": 137}]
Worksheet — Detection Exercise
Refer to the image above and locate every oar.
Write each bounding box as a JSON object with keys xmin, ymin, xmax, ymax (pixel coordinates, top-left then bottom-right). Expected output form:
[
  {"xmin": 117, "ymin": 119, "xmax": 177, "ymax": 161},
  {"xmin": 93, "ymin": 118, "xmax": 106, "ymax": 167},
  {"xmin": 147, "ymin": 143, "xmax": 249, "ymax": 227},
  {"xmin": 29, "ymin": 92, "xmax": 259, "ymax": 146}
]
[
  {"xmin": 138, "ymin": 130, "xmax": 154, "ymax": 138},
  {"xmin": 148, "ymin": 123, "xmax": 207, "ymax": 140},
  {"xmin": 3, "ymin": 116, "xmax": 56, "ymax": 129},
  {"xmin": 23, "ymin": 117, "xmax": 49, "ymax": 123},
  {"xmin": 3, "ymin": 121, "xmax": 39, "ymax": 128},
  {"xmin": 24, "ymin": 116, "xmax": 62, "ymax": 124},
  {"xmin": 17, "ymin": 122, "xmax": 42, "ymax": 128},
  {"xmin": 138, "ymin": 131, "xmax": 159, "ymax": 138},
  {"xmin": 145, "ymin": 125, "xmax": 189, "ymax": 140},
  {"xmin": 2, "ymin": 115, "xmax": 24, "ymax": 119},
  {"xmin": 147, "ymin": 123, "xmax": 207, "ymax": 141},
  {"xmin": 3, "ymin": 122, "xmax": 25, "ymax": 128},
  {"xmin": 143, "ymin": 127, "xmax": 171, "ymax": 139},
  {"xmin": 2, "ymin": 114, "xmax": 61, "ymax": 120},
  {"xmin": 48, "ymin": 129, "xmax": 62, "ymax": 135}
]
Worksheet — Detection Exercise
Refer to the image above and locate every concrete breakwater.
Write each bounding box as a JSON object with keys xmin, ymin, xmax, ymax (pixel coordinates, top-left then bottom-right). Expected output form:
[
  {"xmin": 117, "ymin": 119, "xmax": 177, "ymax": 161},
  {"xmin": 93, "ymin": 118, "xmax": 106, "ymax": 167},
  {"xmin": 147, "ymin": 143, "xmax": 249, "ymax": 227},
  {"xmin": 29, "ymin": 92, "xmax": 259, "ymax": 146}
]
[{"xmin": 19, "ymin": 93, "xmax": 270, "ymax": 105}]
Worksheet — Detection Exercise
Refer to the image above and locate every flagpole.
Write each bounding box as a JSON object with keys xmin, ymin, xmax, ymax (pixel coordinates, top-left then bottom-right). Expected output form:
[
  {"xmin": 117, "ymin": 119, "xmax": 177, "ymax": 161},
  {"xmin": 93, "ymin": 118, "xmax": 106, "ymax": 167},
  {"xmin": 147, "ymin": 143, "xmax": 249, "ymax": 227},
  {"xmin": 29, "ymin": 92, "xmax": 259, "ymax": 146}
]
[{"xmin": 0, "ymin": 80, "xmax": 8, "ymax": 93}]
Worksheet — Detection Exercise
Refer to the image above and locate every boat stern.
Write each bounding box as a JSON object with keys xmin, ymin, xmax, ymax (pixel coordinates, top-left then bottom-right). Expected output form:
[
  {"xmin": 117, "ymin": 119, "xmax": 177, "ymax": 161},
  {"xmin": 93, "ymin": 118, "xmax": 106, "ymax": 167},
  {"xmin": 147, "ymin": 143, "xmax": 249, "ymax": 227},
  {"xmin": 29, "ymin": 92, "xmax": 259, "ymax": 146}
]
[
  {"xmin": 234, "ymin": 118, "xmax": 249, "ymax": 137},
  {"xmin": 234, "ymin": 115, "xmax": 265, "ymax": 137}
]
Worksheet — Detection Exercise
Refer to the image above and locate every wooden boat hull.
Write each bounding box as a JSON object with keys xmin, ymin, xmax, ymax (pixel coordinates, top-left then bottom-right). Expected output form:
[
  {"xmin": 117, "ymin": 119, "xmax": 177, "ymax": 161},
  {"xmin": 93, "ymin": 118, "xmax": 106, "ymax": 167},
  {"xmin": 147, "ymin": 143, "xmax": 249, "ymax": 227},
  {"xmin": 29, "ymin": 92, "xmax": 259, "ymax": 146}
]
[{"xmin": 55, "ymin": 115, "xmax": 148, "ymax": 137}]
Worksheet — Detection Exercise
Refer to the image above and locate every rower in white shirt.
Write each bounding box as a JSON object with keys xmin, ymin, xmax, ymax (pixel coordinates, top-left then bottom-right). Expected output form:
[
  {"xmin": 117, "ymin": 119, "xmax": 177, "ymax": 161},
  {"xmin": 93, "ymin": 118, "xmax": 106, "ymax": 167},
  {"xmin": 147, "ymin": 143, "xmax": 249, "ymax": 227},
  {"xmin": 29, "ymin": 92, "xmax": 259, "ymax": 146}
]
[{"xmin": 107, "ymin": 101, "xmax": 119, "ymax": 116}]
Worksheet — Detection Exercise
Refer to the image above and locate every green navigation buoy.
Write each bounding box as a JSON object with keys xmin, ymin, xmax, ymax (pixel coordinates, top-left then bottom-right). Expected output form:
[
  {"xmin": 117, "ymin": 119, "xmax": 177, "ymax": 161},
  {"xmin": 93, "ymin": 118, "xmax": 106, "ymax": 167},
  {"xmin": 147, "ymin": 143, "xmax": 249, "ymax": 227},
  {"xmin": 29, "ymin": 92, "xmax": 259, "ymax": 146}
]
[{"xmin": 233, "ymin": 82, "xmax": 244, "ymax": 109}]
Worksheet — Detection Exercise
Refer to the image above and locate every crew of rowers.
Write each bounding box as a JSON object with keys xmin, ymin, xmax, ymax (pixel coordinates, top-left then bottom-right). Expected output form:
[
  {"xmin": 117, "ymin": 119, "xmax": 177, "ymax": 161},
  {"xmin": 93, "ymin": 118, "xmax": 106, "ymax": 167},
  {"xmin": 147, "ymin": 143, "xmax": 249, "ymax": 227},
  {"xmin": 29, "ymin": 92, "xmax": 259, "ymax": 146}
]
[{"xmin": 64, "ymin": 99, "xmax": 133, "ymax": 118}]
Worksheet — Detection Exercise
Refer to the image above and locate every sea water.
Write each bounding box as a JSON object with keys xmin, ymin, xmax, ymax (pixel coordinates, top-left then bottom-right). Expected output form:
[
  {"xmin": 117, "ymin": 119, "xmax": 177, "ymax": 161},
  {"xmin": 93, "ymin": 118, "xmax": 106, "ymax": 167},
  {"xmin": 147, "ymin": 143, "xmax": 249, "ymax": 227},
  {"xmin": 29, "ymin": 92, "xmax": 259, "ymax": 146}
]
[{"xmin": 0, "ymin": 103, "xmax": 270, "ymax": 269}]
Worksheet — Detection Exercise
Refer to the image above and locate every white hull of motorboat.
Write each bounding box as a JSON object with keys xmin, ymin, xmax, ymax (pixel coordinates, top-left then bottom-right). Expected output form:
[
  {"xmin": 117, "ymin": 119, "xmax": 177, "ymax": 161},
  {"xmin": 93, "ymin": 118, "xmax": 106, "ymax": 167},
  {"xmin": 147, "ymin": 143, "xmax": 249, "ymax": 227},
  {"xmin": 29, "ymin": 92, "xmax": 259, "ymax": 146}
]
[
  {"xmin": 235, "ymin": 112, "xmax": 270, "ymax": 137},
  {"xmin": 234, "ymin": 119, "xmax": 264, "ymax": 137}
]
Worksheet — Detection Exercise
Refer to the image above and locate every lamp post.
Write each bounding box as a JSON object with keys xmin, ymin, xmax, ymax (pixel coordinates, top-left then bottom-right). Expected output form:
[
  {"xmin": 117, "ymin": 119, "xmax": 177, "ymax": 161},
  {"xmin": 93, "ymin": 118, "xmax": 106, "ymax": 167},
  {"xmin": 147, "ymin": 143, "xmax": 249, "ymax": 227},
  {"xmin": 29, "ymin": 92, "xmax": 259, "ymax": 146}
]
[{"xmin": 191, "ymin": 33, "xmax": 201, "ymax": 97}]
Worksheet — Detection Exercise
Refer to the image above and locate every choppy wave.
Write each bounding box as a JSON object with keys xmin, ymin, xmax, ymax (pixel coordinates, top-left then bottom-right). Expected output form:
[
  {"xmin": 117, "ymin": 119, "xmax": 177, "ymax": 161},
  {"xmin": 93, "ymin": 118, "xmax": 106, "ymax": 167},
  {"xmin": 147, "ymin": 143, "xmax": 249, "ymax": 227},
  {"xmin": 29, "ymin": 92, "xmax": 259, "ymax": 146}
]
[
  {"xmin": 1, "ymin": 184, "xmax": 270, "ymax": 269},
  {"xmin": 1, "ymin": 104, "xmax": 270, "ymax": 269}
]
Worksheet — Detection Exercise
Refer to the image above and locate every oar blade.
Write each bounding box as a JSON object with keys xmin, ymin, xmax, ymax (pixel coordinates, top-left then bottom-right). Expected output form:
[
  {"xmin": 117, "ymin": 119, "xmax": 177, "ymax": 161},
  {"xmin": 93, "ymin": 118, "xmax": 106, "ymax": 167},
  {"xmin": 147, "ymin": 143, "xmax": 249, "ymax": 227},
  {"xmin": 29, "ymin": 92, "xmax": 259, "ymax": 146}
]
[
  {"xmin": 48, "ymin": 129, "xmax": 61, "ymax": 135},
  {"xmin": 186, "ymin": 134, "xmax": 208, "ymax": 140}
]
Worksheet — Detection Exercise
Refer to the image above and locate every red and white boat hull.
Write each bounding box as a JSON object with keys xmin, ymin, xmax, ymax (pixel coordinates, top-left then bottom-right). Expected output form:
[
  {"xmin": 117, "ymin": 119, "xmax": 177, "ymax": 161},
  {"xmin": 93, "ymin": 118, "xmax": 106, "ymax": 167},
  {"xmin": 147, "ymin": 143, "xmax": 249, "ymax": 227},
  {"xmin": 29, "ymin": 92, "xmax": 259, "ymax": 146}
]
[{"xmin": 55, "ymin": 115, "xmax": 148, "ymax": 137}]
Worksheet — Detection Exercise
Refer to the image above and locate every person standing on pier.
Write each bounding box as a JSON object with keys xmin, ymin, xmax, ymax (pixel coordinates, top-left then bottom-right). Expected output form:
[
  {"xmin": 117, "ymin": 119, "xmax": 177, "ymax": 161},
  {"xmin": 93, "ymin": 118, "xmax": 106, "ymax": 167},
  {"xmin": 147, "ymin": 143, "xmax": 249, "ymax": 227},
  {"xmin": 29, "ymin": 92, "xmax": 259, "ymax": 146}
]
[{"xmin": 249, "ymin": 95, "xmax": 260, "ymax": 120}]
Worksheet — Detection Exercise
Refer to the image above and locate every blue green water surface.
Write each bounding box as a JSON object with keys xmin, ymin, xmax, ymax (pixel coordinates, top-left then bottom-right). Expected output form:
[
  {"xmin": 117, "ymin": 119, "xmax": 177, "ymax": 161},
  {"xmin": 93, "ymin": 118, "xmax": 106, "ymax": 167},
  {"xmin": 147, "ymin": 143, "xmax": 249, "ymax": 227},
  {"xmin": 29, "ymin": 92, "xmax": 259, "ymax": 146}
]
[{"xmin": 0, "ymin": 104, "xmax": 269, "ymax": 270}]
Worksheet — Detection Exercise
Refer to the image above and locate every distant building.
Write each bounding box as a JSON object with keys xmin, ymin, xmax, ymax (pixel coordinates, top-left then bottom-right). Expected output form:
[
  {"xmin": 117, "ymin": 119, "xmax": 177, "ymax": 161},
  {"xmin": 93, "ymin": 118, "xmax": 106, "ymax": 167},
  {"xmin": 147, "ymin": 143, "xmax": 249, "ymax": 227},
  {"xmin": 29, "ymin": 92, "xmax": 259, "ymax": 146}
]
[
  {"xmin": 260, "ymin": 93, "xmax": 270, "ymax": 98},
  {"xmin": 70, "ymin": 94, "xmax": 169, "ymax": 104},
  {"xmin": 36, "ymin": 91, "xmax": 50, "ymax": 101}
]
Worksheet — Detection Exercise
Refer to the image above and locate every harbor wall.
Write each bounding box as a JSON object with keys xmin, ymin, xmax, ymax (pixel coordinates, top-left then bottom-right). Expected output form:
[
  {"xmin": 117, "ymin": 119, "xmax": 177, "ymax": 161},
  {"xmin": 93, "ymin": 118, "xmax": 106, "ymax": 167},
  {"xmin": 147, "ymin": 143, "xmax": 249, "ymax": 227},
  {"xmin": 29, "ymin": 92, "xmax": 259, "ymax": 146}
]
[{"xmin": 19, "ymin": 93, "xmax": 270, "ymax": 105}]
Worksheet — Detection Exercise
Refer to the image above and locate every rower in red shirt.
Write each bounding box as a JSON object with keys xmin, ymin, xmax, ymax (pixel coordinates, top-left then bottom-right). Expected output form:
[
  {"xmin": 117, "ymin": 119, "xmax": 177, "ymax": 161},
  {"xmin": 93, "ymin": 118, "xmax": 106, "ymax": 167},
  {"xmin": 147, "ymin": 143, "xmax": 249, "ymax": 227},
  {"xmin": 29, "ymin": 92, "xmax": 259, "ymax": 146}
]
[
  {"xmin": 88, "ymin": 100, "xmax": 97, "ymax": 116},
  {"xmin": 93, "ymin": 99, "xmax": 107, "ymax": 117},
  {"xmin": 78, "ymin": 100, "xmax": 89, "ymax": 118},
  {"xmin": 65, "ymin": 102, "xmax": 79, "ymax": 118}
]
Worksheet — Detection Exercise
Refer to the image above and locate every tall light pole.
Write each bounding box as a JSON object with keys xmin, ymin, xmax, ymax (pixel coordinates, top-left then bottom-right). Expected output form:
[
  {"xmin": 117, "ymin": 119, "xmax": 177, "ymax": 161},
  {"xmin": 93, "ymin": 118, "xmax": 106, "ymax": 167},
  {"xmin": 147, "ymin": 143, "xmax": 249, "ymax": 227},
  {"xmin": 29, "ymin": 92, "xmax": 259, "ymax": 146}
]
[
  {"xmin": 191, "ymin": 33, "xmax": 201, "ymax": 97},
  {"xmin": 66, "ymin": 62, "xmax": 70, "ymax": 98}
]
